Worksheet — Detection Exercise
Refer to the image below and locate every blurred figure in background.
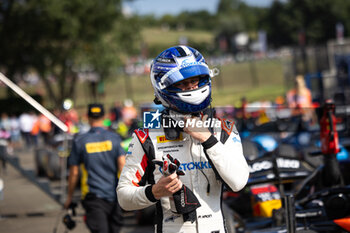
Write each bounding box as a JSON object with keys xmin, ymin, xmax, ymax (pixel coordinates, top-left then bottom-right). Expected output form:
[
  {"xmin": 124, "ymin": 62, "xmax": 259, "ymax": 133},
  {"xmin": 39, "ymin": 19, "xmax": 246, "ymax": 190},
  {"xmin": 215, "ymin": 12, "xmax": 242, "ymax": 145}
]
[
  {"xmin": 62, "ymin": 99, "xmax": 79, "ymax": 134},
  {"xmin": 110, "ymin": 100, "xmax": 123, "ymax": 124},
  {"xmin": 121, "ymin": 99, "xmax": 137, "ymax": 127},
  {"xmin": 0, "ymin": 113, "xmax": 11, "ymax": 135},
  {"xmin": 9, "ymin": 114, "xmax": 21, "ymax": 150},
  {"xmin": 75, "ymin": 115, "xmax": 91, "ymax": 135},
  {"xmin": 19, "ymin": 111, "xmax": 34, "ymax": 149},
  {"xmin": 0, "ymin": 113, "xmax": 11, "ymax": 168},
  {"xmin": 65, "ymin": 103, "xmax": 125, "ymax": 233},
  {"xmin": 287, "ymin": 75, "xmax": 315, "ymax": 124},
  {"xmin": 274, "ymin": 95, "xmax": 286, "ymax": 109},
  {"xmin": 116, "ymin": 99, "xmax": 139, "ymax": 139},
  {"xmin": 38, "ymin": 113, "xmax": 52, "ymax": 145},
  {"xmin": 30, "ymin": 112, "xmax": 40, "ymax": 147}
]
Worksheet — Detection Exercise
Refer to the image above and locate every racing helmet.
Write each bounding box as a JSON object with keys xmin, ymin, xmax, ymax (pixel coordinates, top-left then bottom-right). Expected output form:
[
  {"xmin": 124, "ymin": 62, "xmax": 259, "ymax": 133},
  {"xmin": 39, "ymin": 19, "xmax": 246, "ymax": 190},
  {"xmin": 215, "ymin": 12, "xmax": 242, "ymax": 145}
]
[{"xmin": 150, "ymin": 45, "xmax": 213, "ymax": 113}]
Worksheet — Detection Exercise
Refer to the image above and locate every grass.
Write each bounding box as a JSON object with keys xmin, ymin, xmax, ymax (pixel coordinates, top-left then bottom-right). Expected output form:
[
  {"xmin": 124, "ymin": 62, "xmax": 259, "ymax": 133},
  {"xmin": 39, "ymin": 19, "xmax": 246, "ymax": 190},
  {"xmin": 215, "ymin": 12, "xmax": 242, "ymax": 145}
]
[
  {"xmin": 0, "ymin": 58, "xmax": 286, "ymax": 116},
  {"xmin": 0, "ymin": 58, "xmax": 286, "ymax": 114},
  {"xmin": 141, "ymin": 27, "xmax": 214, "ymax": 47},
  {"xmin": 96, "ymin": 58, "xmax": 286, "ymax": 108}
]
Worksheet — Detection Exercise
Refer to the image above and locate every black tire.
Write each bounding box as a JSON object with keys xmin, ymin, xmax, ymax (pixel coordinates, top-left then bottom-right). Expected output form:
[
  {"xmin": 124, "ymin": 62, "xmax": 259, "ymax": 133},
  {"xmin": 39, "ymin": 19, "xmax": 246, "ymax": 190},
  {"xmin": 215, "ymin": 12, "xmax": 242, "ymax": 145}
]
[
  {"xmin": 277, "ymin": 144, "xmax": 299, "ymax": 158},
  {"xmin": 34, "ymin": 148, "xmax": 49, "ymax": 177},
  {"xmin": 46, "ymin": 150, "xmax": 60, "ymax": 180},
  {"xmin": 242, "ymin": 140, "xmax": 259, "ymax": 161},
  {"xmin": 303, "ymin": 146, "xmax": 324, "ymax": 168}
]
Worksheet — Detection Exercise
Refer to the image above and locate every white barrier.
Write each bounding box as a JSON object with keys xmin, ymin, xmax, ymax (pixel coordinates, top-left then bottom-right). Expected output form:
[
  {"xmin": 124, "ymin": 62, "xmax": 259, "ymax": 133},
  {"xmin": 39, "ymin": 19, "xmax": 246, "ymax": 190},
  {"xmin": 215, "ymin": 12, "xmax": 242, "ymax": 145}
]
[{"xmin": 0, "ymin": 72, "xmax": 68, "ymax": 132}]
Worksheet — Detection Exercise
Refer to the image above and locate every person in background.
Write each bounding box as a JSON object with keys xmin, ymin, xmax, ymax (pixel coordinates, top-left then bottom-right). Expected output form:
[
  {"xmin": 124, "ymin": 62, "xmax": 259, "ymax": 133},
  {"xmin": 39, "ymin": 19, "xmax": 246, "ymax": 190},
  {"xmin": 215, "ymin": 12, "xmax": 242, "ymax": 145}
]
[
  {"xmin": 110, "ymin": 101, "xmax": 123, "ymax": 124},
  {"xmin": 0, "ymin": 113, "xmax": 11, "ymax": 135},
  {"xmin": 64, "ymin": 103, "xmax": 125, "ymax": 233},
  {"xmin": 286, "ymin": 75, "xmax": 315, "ymax": 124},
  {"xmin": 61, "ymin": 99, "xmax": 79, "ymax": 134},
  {"xmin": 9, "ymin": 114, "xmax": 21, "ymax": 151},
  {"xmin": 38, "ymin": 113, "xmax": 52, "ymax": 145},
  {"xmin": 117, "ymin": 46, "xmax": 249, "ymax": 233},
  {"xmin": 0, "ymin": 113, "xmax": 13, "ymax": 154},
  {"xmin": 121, "ymin": 99, "xmax": 138, "ymax": 130},
  {"xmin": 19, "ymin": 112, "xmax": 34, "ymax": 148},
  {"xmin": 30, "ymin": 112, "xmax": 40, "ymax": 147},
  {"xmin": 115, "ymin": 99, "xmax": 139, "ymax": 139}
]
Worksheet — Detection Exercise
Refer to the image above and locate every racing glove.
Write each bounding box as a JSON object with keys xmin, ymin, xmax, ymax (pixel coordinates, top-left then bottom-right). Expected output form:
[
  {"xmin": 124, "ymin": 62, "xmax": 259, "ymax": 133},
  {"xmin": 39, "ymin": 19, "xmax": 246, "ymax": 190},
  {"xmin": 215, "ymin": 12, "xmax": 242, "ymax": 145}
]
[{"xmin": 153, "ymin": 154, "xmax": 201, "ymax": 223}]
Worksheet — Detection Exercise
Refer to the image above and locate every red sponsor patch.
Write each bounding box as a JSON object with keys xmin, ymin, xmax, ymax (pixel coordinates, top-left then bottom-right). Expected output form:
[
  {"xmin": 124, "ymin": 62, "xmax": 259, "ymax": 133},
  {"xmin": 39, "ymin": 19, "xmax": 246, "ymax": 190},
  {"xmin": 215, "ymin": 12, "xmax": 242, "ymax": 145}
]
[{"xmin": 134, "ymin": 128, "xmax": 149, "ymax": 144}]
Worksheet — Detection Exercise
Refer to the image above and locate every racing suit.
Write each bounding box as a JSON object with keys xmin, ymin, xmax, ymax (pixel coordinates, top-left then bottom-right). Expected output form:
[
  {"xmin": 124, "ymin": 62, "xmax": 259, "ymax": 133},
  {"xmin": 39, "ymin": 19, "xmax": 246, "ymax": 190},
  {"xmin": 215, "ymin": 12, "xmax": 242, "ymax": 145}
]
[{"xmin": 117, "ymin": 116, "xmax": 249, "ymax": 233}]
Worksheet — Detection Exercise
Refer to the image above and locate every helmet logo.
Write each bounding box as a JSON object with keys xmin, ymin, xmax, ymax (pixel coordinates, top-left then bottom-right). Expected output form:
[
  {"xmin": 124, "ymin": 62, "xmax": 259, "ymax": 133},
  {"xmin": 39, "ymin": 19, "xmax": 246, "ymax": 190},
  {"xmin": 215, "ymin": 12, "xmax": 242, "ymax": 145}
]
[
  {"xmin": 174, "ymin": 54, "xmax": 196, "ymax": 67},
  {"xmin": 181, "ymin": 59, "xmax": 190, "ymax": 66}
]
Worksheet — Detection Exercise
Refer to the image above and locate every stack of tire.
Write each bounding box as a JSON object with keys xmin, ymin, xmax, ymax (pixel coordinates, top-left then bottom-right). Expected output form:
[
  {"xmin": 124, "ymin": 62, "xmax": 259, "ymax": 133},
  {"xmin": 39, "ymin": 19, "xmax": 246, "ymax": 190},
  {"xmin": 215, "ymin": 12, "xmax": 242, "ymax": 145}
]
[{"xmin": 34, "ymin": 147, "xmax": 60, "ymax": 180}]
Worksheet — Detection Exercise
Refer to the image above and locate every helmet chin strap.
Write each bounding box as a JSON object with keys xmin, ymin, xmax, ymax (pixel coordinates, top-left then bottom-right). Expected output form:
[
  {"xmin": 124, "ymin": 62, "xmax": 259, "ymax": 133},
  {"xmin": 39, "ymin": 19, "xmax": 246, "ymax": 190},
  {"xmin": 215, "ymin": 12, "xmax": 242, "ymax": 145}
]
[
  {"xmin": 154, "ymin": 94, "xmax": 197, "ymax": 116},
  {"xmin": 153, "ymin": 97, "xmax": 162, "ymax": 105},
  {"xmin": 154, "ymin": 91, "xmax": 212, "ymax": 117},
  {"xmin": 158, "ymin": 99, "xmax": 212, "ymax": 117}
]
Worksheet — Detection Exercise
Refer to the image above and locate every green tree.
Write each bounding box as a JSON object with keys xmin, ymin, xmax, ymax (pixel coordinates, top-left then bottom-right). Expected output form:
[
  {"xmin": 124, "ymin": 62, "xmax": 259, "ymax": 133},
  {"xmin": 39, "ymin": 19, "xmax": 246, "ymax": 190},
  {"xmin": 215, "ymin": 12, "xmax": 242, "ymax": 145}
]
[
  {"xmin": 262, "ymin": 0, "xmax": 296, "ymax": 47},
  {"xmin": 215, "ymin": 0, "xmax": 246, "ymax": 53},
  {"xmin": 177, "ymin": 11, "xmax": 217, "ymax": 30},
  {"xmin": 0, "ymin": 0, "xmax": 140, "ymax": 107},
  {"xmin": 288, "ymin": 0, "xmax": 350, "ymax": 44},
  {"xmin": 238, "ymin": 4, "xmax": 267, "ymax": 35},
  {"xmin": 262, "ymin": 0, "xmax": 350, "ymax": 47},
  {"xmin": 217, "ymin": 0, "xmax": 241, "ymax": 15}
]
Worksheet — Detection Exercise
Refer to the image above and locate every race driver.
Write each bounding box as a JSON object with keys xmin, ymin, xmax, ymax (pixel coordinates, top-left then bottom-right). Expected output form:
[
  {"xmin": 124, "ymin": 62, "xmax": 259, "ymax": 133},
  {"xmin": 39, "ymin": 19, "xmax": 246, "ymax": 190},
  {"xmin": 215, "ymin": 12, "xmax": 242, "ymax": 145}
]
[{"xmin": 117, "ymin": 45, "xmax": 249, "ymax": 233}]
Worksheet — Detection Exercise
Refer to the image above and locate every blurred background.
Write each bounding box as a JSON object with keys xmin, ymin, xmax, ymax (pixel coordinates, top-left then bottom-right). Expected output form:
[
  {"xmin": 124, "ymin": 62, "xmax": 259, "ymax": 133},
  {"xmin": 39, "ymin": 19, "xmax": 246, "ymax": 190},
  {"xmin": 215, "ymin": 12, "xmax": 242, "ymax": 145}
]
[
  {"xmin": 1, "ymin": 0, "xmax": 350, "ymax": 113},
  {"xmin": 1, "ymin": 0, "xmax": 350, "ymax": 232}
]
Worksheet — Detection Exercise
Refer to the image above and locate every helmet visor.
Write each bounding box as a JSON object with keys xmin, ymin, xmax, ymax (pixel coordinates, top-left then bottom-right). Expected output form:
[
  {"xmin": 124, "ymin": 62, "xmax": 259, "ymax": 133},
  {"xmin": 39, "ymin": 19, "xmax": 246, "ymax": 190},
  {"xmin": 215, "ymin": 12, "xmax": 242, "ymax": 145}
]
[
  {"xmin": 159, "ymin": 63, "xmax": 210, "ymax": 90},
  {"xmin": 167, "ymin": 75, "xmax": 210, "ymax": 92}
]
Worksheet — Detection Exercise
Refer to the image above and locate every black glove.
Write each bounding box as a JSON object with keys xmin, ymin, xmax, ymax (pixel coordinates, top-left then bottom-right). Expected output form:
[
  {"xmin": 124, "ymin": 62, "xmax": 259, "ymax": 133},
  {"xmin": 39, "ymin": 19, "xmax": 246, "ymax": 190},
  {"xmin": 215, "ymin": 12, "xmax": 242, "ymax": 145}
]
[
  {"xmin": 153, "ymin": 154, "xmax": 201, "ymax": 223},
  {"xmin": 173, "ymin": 184, "xmax": 201, "ymax": 223}
]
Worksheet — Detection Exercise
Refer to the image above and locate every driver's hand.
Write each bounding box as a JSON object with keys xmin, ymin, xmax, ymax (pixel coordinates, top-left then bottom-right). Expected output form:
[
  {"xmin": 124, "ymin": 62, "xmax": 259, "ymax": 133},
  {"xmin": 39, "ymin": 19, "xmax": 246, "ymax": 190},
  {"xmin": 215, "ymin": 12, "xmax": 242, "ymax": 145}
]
[
  {"xmin": 152, "ymin": 173, "xmax": 183, "ymax": 199},
  {"xmin": 183, "ymin": 114, "xmax": 212, "ymax": 143}
]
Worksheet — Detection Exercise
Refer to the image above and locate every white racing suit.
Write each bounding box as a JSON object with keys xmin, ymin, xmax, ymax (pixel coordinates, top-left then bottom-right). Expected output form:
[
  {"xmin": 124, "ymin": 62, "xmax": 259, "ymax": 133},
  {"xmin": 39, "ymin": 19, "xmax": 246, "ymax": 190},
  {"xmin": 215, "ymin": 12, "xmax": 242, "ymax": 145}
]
[{"xmin": 117, "ymin": 117, "xmax": 249, "ymax": 233}]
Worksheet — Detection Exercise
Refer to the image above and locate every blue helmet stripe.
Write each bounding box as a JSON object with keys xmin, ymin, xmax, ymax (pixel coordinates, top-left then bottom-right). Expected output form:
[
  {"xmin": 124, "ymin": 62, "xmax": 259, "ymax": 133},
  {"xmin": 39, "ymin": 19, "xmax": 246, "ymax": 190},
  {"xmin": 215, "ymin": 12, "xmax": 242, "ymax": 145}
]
[
  {"xmin": 175, "ymin": 46, "xmax": 187, "ymax": 56},
  {"xmin": 161, "ymin": 64, "xmax": 210, "ymax": 88}
]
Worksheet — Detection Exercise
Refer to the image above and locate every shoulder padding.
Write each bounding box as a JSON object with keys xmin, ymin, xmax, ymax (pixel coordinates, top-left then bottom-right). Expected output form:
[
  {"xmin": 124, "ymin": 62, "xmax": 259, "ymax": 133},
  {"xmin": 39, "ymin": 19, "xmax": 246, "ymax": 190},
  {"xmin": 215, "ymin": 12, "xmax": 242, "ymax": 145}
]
[
  {"xmin": 219, "ymin": 118, "xmax": 235, "ymax": 135},
  {"xmin": 218, "ymin": 118, "xmax": 237, "ymax": 144},
  {"xmin": 134, "ymin": 128, "xmax": 149, "ymax": 144}
]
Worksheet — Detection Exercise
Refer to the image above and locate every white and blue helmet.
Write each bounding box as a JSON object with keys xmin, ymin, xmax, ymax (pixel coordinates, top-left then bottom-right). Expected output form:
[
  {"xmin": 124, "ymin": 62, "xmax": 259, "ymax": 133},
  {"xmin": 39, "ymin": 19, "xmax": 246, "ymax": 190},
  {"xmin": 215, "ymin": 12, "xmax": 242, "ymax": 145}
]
[{"xmin": 150, "ymin": 45, "xmax": 212, "ymax": 113}]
